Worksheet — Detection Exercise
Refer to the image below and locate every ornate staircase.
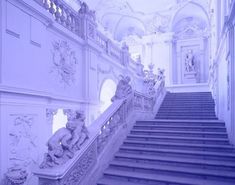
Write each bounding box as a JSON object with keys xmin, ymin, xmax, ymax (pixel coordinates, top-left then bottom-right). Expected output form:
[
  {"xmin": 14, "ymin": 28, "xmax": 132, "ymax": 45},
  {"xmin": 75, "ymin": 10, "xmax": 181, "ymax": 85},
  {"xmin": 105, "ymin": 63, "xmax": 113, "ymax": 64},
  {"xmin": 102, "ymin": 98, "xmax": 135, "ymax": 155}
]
[{"xmin": 97, "ymin": 92, "xmax": 235, "ymax": 185}]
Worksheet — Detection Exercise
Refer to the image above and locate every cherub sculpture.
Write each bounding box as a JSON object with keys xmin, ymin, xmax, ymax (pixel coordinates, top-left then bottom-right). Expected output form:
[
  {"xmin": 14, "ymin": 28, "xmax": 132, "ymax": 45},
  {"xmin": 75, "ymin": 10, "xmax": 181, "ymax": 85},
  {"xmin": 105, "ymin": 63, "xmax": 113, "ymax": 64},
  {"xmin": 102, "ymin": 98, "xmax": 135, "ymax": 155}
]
[
  {"xmin": 111, "ymin": 76, "xmax": 133, "ymax": 102},
  {"xmin": 40, "ymin": 110, "xmax": 89, "ymax": 168}
]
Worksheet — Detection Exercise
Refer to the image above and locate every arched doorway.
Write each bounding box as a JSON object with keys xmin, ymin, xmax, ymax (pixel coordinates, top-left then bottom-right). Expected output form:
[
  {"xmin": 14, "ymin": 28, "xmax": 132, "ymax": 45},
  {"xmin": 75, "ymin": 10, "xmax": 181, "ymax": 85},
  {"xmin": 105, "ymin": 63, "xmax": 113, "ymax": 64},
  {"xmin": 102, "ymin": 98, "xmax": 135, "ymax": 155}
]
[{"xmin": 171, "ymin": 2, "xmax": 209, "ymax": 84}]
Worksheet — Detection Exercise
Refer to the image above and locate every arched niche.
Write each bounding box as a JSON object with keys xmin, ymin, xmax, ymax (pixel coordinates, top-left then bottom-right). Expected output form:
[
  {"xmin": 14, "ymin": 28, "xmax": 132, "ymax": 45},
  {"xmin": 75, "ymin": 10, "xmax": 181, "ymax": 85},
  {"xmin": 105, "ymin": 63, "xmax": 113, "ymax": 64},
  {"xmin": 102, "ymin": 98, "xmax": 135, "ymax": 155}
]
[
  {"xmin": 99, "ymin": 79, "xmax": 117, "ymax": 113},
  {"xmin": 171, "ymin": 2, "xmax": 210, "ymax": 85}
]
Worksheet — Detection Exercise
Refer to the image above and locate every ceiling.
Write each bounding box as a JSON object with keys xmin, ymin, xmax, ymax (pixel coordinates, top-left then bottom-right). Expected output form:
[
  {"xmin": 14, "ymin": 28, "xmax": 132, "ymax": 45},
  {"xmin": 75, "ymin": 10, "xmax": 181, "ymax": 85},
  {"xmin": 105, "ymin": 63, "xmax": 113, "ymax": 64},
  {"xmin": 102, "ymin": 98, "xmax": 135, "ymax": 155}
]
[{"xmin": 65, "ymin": 0, "xmax": 210, "ymax": 41}]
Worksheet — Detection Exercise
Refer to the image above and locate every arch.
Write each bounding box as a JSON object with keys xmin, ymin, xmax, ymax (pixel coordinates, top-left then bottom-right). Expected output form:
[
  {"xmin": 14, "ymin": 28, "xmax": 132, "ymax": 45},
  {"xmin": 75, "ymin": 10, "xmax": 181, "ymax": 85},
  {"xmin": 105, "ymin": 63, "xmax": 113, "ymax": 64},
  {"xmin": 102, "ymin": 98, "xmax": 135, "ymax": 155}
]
[
  {"xmin": 114, "ymin": 15, "xmax": 146, "ymax": 41},
  {"xmin": 171, "ymin": 2, "xmax": 209, "ymax": 31},
  {"xmin": 99, "ymin": 78, "xmax": 117, "ymax": 113}
]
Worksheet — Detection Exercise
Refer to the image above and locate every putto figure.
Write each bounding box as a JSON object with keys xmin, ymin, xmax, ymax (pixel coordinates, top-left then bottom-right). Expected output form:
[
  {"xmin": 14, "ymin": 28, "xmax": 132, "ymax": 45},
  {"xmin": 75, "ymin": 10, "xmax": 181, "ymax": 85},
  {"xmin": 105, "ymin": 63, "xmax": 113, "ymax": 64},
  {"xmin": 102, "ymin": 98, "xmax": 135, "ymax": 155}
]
[
  {"xmin": 111, "ymin": 76, "xmax": 133, "ymax": 101},
  {"xmin": 40, "ymin": 110, "xmax": 89, "ymax": 168}
]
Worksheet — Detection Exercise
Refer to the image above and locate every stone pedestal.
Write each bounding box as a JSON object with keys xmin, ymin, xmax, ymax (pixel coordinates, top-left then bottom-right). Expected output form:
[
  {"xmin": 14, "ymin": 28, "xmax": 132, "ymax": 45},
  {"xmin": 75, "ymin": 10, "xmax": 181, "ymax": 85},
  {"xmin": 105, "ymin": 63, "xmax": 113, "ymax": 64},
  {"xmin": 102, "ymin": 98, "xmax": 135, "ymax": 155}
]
[{"xmin": 183, "ymin": 71, "xmax": 197, "ymax": 84}]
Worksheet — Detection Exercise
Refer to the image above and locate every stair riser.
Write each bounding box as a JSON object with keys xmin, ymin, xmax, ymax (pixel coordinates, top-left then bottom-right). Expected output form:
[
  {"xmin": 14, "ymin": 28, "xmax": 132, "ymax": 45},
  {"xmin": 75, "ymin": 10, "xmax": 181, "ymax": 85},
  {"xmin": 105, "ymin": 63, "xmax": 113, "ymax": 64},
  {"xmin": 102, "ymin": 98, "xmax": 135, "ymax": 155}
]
[
  {"xmin": 162, "ymin": 99, "xmax": 215, "ymax": 105},
  {"xmin": 135, "ymin": 122, "xmax": 225, "ymax": 127},
  {"xmin": 155, "ymin": 117, "xmax": 217, "ymax": 120},
  {"xmin": 130, "ymin": 132, "xmax": 227, "ymax": 138},
  {"xmin": 108, "ymin": 165, "xmax": 235, "ymax": 182},
  {"xmin": 119, "ymin": 149, "xmax": 235, "ymax": 161},
  {"xmin": 156, "ymin": 115, "xmax": 217, "ymax": 118},
  {"xmin": 159, "ymin": 106, "xmax": 215, "ymax": 108},
  {"xmin": 102, "ymin": 174, "xmax": 189, "ymax": 185},
  {"xmin": 157, "ymin": 111, "xmax": 216, "ymax": 114},
  {"xmin": 133, "ymin": 126, "xmax": 226, "ymax": 132},
  {"xmin": 123, "ymin": 143, "xmax": 234, "ymax": 152},
  {"xmin": 114, "ymin": 156, "xmax": 235, "ymax": 171},
  {"xmin": 127, "ymin": 136, "xmax": 229, "ymax": 145}
]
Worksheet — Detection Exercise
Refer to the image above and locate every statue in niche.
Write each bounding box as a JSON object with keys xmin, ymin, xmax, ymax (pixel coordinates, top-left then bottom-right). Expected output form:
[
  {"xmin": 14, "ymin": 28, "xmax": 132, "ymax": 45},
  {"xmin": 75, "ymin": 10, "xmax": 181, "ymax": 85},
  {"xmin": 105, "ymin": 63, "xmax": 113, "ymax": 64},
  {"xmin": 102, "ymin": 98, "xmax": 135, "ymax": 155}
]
[
  {"xmin": 40, "ymin": 110, "xmax": 89, "ymax": 168},
  {"xmin": 111, "ymin": 76, "xmax": 133, "ymax": 102},
  {"xmin": 184, "ymin": 49, "xmax": 196, "ymax": 72}
]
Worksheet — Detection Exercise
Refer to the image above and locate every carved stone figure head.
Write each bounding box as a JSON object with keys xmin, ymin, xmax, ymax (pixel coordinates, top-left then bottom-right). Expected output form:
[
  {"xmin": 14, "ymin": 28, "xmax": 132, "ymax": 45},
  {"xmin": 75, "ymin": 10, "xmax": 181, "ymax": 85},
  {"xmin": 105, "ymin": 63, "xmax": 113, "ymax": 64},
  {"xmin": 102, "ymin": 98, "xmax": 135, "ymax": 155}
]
[
  {"xmin": 54, "ymin": 146, "xmax": 64, "ymax": 157},
  {"xmin": 124, "ymin": 76, "xmax": 131, "ymax": 83}
]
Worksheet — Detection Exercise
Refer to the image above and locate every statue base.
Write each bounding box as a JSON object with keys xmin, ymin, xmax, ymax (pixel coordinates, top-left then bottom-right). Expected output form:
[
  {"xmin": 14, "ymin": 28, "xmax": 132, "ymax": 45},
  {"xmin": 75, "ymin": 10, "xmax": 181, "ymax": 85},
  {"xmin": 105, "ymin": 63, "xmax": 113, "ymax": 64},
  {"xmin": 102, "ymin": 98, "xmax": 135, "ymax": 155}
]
[{"xmin": 183, "ymin": 71, "xmax": 197, "ymax": 84}]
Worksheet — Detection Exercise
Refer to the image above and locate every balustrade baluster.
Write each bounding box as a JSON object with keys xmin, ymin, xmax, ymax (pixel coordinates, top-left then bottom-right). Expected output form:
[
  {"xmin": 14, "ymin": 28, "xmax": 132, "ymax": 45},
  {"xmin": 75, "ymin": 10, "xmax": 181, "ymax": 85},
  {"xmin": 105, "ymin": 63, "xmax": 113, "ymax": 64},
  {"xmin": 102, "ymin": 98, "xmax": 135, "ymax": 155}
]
[
  {"xmin": 43, "ymin": 0, "xmax": 50, "ymax": 10},
  {"xmin": 70, "ymin": 14, "xmax": 75, "ymax": 32},
  {"xmin": 54, "ymin": 0, "xmax": 62, "ymax": 23},
  {"xmin": 66, "ymin": 9, "xmax": 72, "ymax": 30},
  {"xmin": 60, "ymin": 6, "xmax": 67, "ymax": 26},
  {"xmin": 74, "ymin": 18, "xmax": 80, "ymax": 36},
  {"xmin": 49, "ymin": 0, "xmax": 55, "ymax": 15}
]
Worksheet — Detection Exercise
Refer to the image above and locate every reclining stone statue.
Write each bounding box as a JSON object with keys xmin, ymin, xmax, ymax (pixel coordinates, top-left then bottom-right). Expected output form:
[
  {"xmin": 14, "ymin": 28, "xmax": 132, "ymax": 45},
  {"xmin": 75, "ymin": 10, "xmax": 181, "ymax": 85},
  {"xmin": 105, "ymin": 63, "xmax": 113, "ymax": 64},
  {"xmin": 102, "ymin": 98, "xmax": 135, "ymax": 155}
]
[
  {"xmin": 40, "ymin": 110, "xmax": 89, "ymax": 168},
  {"xmin": 111, "ymin": 76, "xmax": 133, "ymax": 102}
]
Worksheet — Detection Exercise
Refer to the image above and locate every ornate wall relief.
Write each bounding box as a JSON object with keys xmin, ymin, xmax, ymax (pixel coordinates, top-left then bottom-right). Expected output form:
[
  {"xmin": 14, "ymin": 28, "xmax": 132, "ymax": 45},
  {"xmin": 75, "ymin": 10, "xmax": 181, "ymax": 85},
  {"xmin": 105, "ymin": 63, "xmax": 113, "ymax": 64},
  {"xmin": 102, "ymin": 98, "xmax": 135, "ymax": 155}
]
[
  {"xmin": 8, "ymin": 114, "xmax": 39, "ymax": 183},
  {"xmin": 51, "ymin": 40, "xmax": 78, "ymax": 86}
]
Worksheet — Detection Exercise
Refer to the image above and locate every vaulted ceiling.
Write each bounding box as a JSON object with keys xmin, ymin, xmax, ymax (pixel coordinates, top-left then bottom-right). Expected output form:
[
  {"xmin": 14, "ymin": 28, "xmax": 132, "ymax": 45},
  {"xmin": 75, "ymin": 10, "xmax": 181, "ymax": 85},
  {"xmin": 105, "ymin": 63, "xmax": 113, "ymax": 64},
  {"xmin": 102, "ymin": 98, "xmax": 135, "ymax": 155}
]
[{"xmin": 65, "ymin": 0, "xmax": 210, "ymax": 41}]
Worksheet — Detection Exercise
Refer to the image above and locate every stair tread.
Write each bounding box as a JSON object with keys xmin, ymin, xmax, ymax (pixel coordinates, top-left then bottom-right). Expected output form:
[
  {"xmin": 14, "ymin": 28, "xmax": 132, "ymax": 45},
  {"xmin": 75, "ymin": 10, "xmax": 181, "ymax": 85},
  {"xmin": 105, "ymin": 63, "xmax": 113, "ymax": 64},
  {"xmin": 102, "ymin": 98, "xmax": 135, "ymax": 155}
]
[
  {"xmin": 120, "ymin": 145, "xmax": 235, "ymax": 157},
  {"xmin": 134, "ymin": 125, "xmax": 226, "ymax": 129},
  {"xmin": 98, "ymin": 92, "xmax": 235, "ymax": 185},
  {"xmin": 110, "ymin": 160, "xmax": 235, "ymax": 177},
  {"xmin": 127, "ymin": 134, "xmax": 230, "ymax": 141},
  {"xmin": 98, "ymin": 178, "xmax": 145, "ymax": 185},
  {"xmin": 124, "ymin": 140, "xmax": 233, "ymax": 149},
  {"xmin": 131, "ymin": 129, "xmax": 227, "ymax": 135},
  {"xmin": 102, "ymin": 169, "xmax": 235, "ymax": 185},
  {"xmin": 115, "ymin": 152, "xmax": 235, "ymax": 167},
  {"xmin": 137, "ymin": 119, "xmax": 224, "ymax": 123}
]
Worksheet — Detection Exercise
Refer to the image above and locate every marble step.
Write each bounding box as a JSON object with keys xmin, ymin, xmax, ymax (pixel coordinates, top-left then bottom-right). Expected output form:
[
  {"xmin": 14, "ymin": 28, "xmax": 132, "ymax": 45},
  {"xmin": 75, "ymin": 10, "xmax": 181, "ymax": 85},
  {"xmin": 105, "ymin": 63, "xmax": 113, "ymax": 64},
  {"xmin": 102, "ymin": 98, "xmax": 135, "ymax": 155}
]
[
  {"xmin": 135, "ymin": 119, "xmax": 225, "ymax": 127},
  {"xmin": 160, "ymin": 104, "xmax": 215, "ymax": 107},
  {"xmin": 114, "ymin": 152, "xmax": 235, "ymax": 171},
  {"xmin": 165, "ymin": 97, "xmax": 213, "ymax": 99},
  {"xmin": 133, "ymin": 125, "xmax": 226, "ymax": 132},
  {"xmin": 127, "ymin": 134, "xmax": 230, "ymax": 144},
  {"xmin": 157, "ymin": 111, "xmax": 216, "ymax": 114},
  {"xmin": 156, "ymin": 113, "xmax": 217, "ymax": 117},
  {"xmin": 119, "ymin": 146, "xmax": 235, "ymax": 161},
  {"xmin": 157, "ymin": 110, "xmax": 216, "ymax": 113},
  {"xmin": 155, "ymin": 116, "xmax": 218, "ymax": 120},
  {"xmin": 108, "ymin": 160, "xmax": 235, "ymax": 182},
  {"xmin": 130, "ymin": 129, "xmax": 227, "ymax": 138},
  {"xmin": 97, "ymin": 178, "xmax": 145, "ymax": 185},
  {"xmin": 163, "ymin": 100, "xmax": 214, "ymax": 102},
  {"xmin": 100, "ymin": 168, "xmax": 235, "ymax": 185},
  {"xmin": 161, "ymin": 104, "xmax": 215, "ymax": 107},
  {"xmin": 123, "ymin": 140, "xmax": 234, "ymax": 152}
]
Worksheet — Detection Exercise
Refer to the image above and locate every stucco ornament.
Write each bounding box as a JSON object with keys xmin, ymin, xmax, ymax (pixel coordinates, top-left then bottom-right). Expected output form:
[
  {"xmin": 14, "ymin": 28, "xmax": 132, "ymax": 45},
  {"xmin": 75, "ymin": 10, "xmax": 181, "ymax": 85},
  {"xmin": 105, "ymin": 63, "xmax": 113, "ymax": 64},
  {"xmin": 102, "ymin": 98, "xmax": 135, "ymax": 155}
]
[
  {"xmin": 4, "ymin": 167, "xmax": 28, "ymax": 185},
  {"xmin": 111, "ymin": 76, "xmax": 133, "ymax": 101},
  {"xmin": 51, "ymin": 40, "xmax": 78, "ymax": 86},
  {"xmin": 40, "ymin": 110, "xmax": 89, "ymax": 168}
]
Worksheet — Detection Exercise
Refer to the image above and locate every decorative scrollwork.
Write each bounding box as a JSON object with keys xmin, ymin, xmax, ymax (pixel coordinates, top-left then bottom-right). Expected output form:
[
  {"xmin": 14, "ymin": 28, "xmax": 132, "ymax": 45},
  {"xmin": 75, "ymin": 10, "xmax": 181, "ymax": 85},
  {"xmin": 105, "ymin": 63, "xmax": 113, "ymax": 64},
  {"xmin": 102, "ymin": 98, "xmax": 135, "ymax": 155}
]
[{"xmin": 51, "ymin": 40, "xmax": 78, "ymax": 86}]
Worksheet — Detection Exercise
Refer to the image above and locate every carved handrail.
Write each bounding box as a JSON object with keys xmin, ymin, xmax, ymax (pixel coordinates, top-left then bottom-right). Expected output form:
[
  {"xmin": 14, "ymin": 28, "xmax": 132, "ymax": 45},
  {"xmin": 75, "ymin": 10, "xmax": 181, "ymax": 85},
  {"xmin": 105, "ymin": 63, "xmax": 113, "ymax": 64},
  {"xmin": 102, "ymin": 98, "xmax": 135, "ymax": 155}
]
[{"xmin": 34, "ymin": 87, "xmax": 166, "ymax": 184}]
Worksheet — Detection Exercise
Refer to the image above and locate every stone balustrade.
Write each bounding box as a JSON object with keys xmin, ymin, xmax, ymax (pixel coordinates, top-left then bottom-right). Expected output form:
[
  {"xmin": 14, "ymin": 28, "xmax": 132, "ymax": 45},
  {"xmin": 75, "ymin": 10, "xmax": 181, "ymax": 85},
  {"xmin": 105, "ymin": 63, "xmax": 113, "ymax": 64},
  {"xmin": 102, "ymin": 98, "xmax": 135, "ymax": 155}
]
[
  {"xmin": 34, "ymin": 74, "xmax": 165, "ymax": 184},
  {"xmin": 33, "ymin": 0, "xmax": 141, "ymax": 72}
]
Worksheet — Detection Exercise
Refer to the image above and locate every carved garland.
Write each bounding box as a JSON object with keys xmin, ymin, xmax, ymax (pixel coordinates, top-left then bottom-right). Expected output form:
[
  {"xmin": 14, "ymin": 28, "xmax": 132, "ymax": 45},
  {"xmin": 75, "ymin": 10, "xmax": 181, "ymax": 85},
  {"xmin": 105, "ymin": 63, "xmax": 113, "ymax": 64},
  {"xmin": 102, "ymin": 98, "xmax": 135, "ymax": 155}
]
[{"xmin": 51, "ymin": 40, "xmax": 78, "ymax": 86}]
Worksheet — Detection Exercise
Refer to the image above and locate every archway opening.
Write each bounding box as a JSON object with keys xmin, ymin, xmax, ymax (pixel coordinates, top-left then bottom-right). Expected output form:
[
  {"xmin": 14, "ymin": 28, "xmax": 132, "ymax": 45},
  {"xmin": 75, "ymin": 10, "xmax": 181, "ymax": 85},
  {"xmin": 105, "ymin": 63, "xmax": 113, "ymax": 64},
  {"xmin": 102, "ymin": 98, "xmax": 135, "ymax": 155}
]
[
  {"xmin": 52, "ymin": 109, "xmax": 68, "ymax": 134},
  {"xmin": 99, "ymin": 79, "xmax": 117, "ymax": 113}
]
